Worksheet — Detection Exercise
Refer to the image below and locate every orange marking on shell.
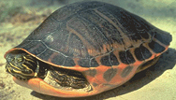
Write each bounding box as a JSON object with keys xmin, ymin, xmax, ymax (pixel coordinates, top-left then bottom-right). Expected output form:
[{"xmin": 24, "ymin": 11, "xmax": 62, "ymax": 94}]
[
  {"xmin": 132, "ymin": 60, "xmax": 143, "ymax": 67},
  {"xmin": 112, "ymin": 49, "xmax": 123, "ymax": 63},
  {"xmin": 116, "ymin": 63, "xmax": 128, "ymax": 70},
  {"xmin": 102, "ymin": 43, "xmax": 111, "ymax": 53},
  {"xmin": 94, "ymin": 55, "xmax": 102, "ymax": 65},
  {"xmin": 130, "ymin": 48, "xmax": 138, "ymax": 61},
  {"xmin": 63, "ymin": 65, "xmax": 89, "ymax": 72},
  {"xmin": 72, "ymin": 58, "xmax": 79, "ymax": 66}
]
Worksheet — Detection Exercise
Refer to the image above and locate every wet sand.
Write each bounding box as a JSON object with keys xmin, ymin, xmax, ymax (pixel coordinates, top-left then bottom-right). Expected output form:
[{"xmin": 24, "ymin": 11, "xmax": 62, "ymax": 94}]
[{"xmin": 0, "ymin": 0, "xmax": 176, "ymax": 100}]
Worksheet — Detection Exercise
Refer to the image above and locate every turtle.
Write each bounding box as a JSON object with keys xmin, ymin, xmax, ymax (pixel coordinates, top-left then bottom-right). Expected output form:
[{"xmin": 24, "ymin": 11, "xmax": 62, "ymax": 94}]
[{"xmin": 4, "ymin": 1, "xmax": 172, "ymax": 98}]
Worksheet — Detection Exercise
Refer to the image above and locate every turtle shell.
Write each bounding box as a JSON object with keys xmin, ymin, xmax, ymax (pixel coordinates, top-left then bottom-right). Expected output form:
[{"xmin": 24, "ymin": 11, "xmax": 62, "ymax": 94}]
[{"xmin": 5, "ymin": 1, "xmax": 172, "ymax": 97}]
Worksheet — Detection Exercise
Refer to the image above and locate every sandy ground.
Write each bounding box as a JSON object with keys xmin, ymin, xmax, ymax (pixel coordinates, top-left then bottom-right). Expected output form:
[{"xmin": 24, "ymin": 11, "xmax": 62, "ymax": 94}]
[{"xmin": 0, "ymin": 0, "xmax": 176, "ymax": 100}]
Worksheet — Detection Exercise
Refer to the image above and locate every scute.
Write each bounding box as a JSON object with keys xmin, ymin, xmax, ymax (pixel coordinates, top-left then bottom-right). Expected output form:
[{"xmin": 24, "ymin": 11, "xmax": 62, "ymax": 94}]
[
  {"xmin": 134, "ymin": 45, "xmax": 152, "ymax": 61},
  {"xmin": 148, "ymin": 40, "xmax": 165, "ymax": 53},
  {"xmin": 119, "ymin": 50, "xmax": 135, "ymax": 64},
  {"xmin": 109, "ymin": 52, "xmax": 119, "ymax": 65},
  {"xmin": 100, "ymin": 55, "xmax": 112, "ymax": 66},
  {"xmin": 15, "ymin": 1, "xmax": 172, "ymax": 67},
  {"xmin": 64, "ymin": 57, "xmax": 76, "ymax": 66}
]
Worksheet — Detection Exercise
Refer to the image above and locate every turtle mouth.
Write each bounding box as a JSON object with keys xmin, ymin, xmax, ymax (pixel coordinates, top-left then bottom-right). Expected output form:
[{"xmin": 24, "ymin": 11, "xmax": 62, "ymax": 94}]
[{"xmin": 43, "ymin": 66, "xmax": 92, "ymax": 92}]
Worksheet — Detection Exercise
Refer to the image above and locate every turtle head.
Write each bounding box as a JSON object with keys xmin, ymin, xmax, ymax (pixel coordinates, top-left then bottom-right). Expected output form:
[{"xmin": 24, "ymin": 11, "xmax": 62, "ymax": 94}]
[{"xmin": 5, "ymin": 51, "xmax": 47, "ymax": 80}]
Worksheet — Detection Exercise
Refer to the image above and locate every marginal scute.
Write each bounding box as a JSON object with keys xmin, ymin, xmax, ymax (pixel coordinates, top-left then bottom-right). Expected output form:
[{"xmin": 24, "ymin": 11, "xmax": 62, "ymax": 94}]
[
  {"xmin": 121, "ymin": 66, "xmax": 133, "ymax": 78},
  {"xmin": 78, "ymin": 57, "xmax": 98, "ymax": 67},
  {"xmin": 64, "ymin": 57, "xmax": 76, "ymax": 66},
  {"xmin": 134, "ymin": 45, "xmax": 152, "ymax": 61},
  {"xmin": 78, "ymin": 59, "xmax": 90, "ymax": 67},
  {"xmin": 50, "ymin": 53, "xmax": 66, "ymax": 65},
  {"xmin": 119, "ymin": 50, "xmax": 135, "ymax": 64},
  {"xmin": 109, "ymin": 52, "xmax": 119, "ymax": 65},
  {"xmin": 30, "ymin": 42, "xmax": 47, "ymax": 55},
  {"xmin": 38, "ymin": 49, "xmax": 54, "ymax": 61},
  {"xmin": 153, "ymin": 30, "xmax": 172, "ymax": 45},
  {"xmin": 103, "ymin": 68, "xmax": 118, "ymax": 82},
  {"xmin": 139, "ymin": 30, "xmax": 150, "ymax": 39},
  {"xmin": 148, "ymin": 40, "xmax": 165, "ymax": 53},
  {"xmin": 16, "ymin": 41, "xmax": 47, "ymax": 56},
  {"xmin": 90, "ymin": 58, "xmax": 99, "ymax": 67},
  {"xmin": 134, "ymin": 47, "xmax": 145, "ymax": 61},
  {"xmin": 100, "ymin": 55, "xmax": 111, "ymax": 66}
]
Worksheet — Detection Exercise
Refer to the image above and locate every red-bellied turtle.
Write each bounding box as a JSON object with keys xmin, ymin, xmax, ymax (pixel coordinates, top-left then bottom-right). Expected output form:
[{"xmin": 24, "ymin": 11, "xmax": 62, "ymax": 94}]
[{"xmin": 5, "ymin": 1, "xmax": 172, "ymax": 97}]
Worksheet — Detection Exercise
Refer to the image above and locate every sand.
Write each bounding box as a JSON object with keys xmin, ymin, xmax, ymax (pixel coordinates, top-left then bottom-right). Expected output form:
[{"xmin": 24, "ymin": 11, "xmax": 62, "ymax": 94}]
[{"xmin": 0, "ymin": 0, "xmax": 176, "ymax": 100}]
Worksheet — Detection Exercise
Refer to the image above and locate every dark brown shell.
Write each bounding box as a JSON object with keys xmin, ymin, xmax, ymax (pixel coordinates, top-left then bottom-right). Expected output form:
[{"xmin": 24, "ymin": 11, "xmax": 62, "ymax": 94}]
[{"xmin": 14, "ymin": 1, "xmax": 172, "ymax": 68}]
